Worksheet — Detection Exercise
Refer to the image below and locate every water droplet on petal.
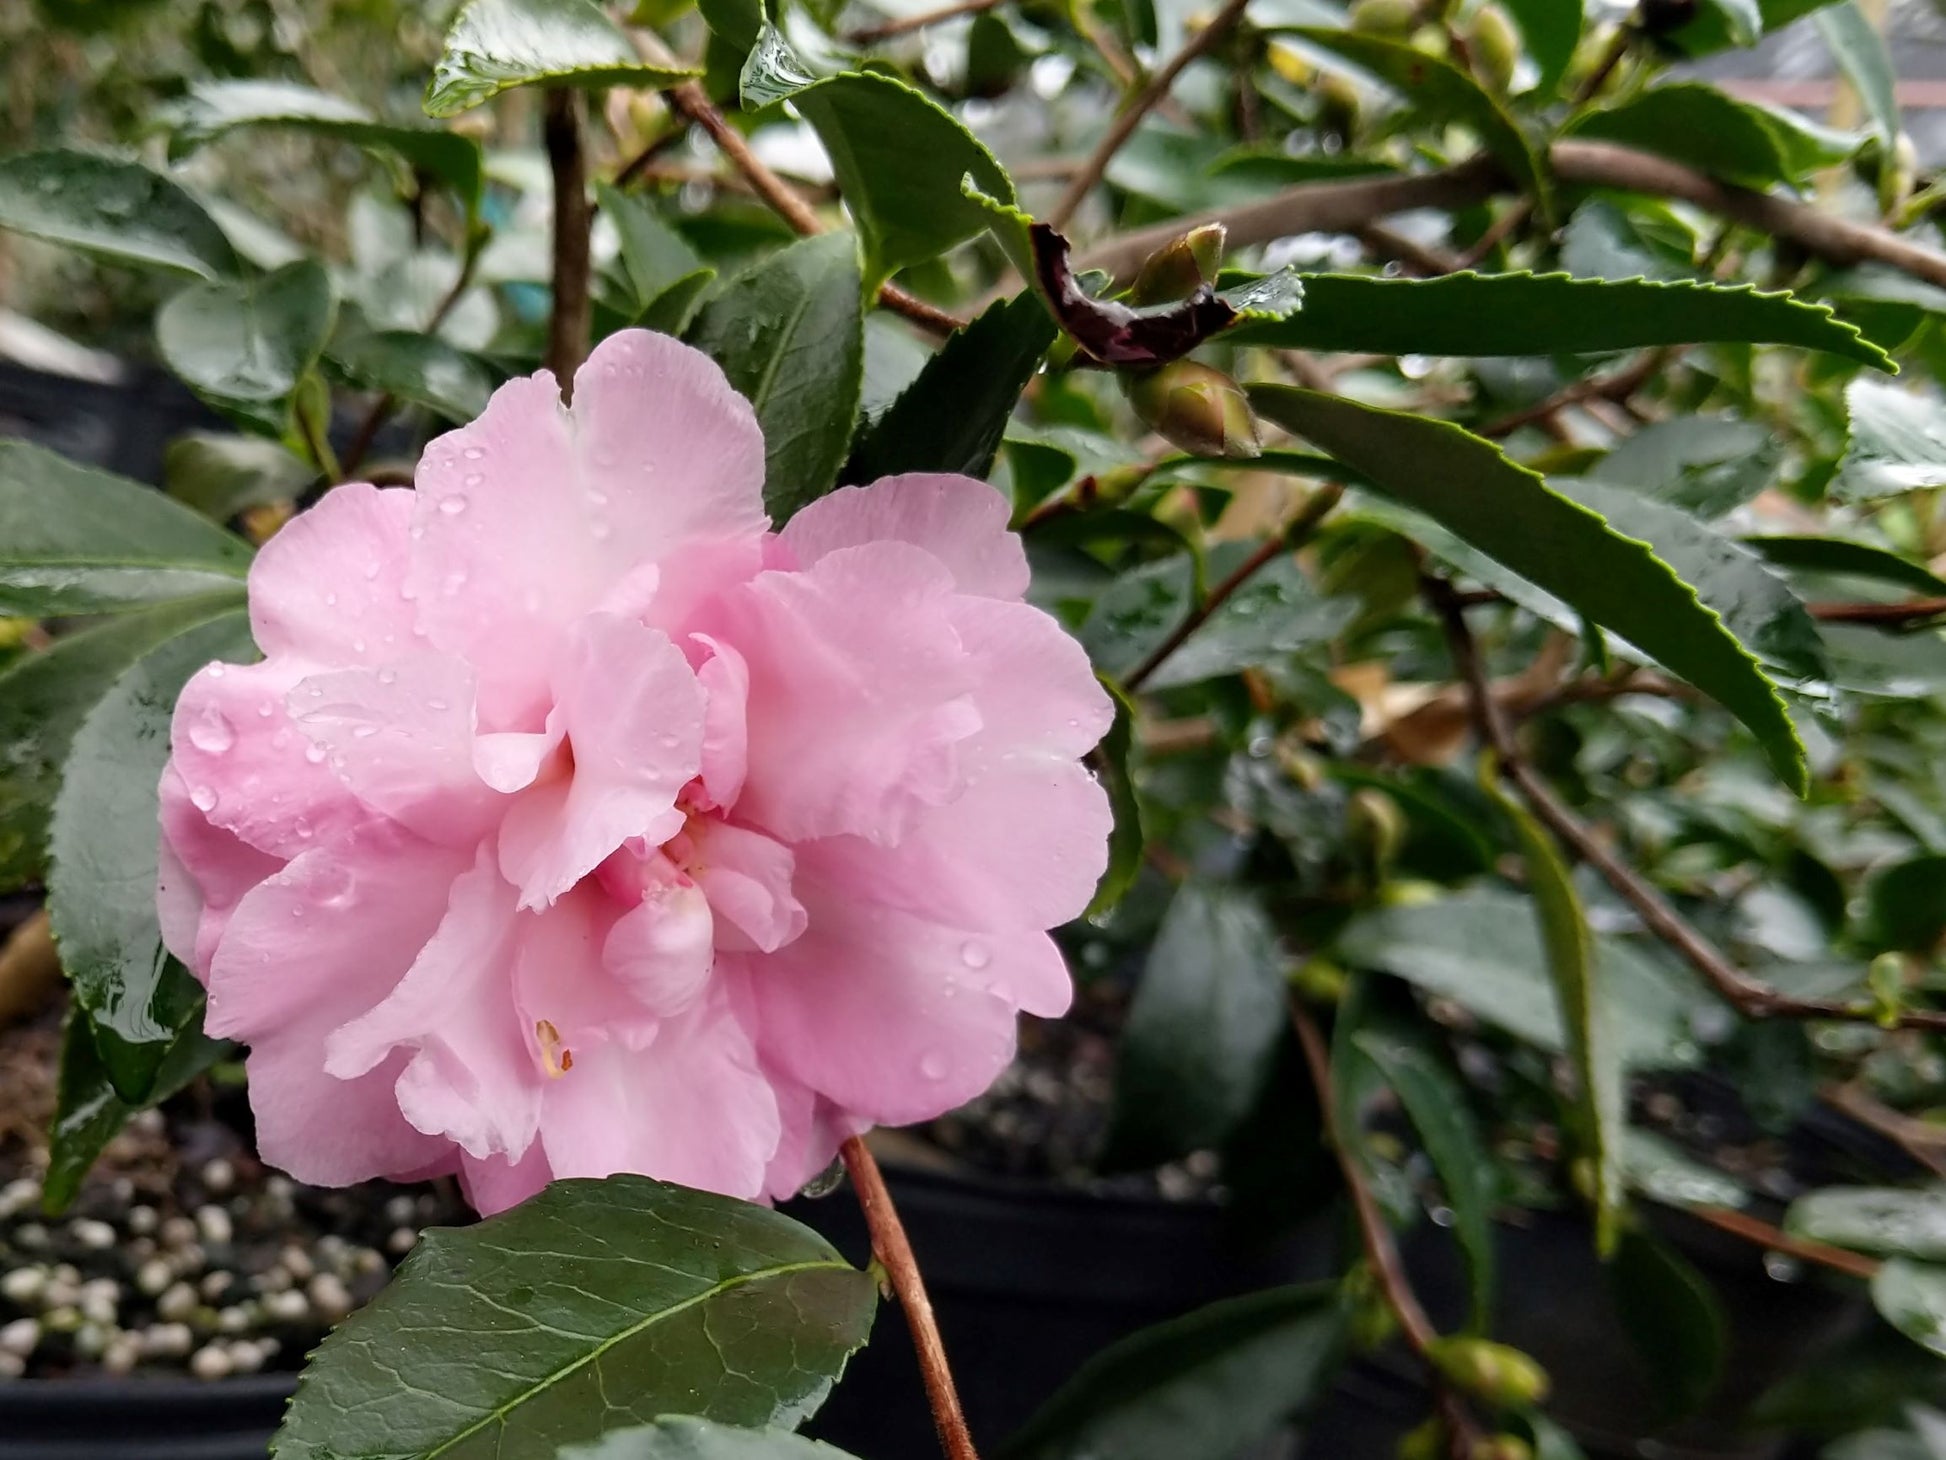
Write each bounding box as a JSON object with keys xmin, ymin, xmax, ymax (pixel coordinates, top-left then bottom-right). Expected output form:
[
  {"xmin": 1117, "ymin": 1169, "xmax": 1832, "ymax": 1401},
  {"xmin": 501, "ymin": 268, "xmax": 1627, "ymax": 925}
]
[
  {"xmin": 377, "ymin": 668, "xmax": 397, "ymax": 686},
  {"xmin": 462, "ymin": 445, "xmax": 485, "ymax": 461},
  {"xmin": 188, "ymin": 710, "xmax": 235, "ymax": 755},
  {"xmin": 256, "ymin": 702, "xmax": 275, "ymax": 718},
  {"xmin": 363, "ymin": 561, "xmax": 381, "ymax": 580},
  {"xmin": 351, "ymin": 725, "xmax": 379, "ymax": 740},
  {"xmin": 189, "ymin": 786, "xmax": 218, "ymax": 812},
  {"xmin": 440, "ymin": 495, "xmax": 469, "ymax": 516},
  {"xmin": 959, "ymin": 940, "xmax": 991, "ymax": 970},
  {"xmin": 919, "ymin": 1050, "xmax": 948, "ymax": 1080},
  {"xmin": 304, "ymin": 743, "xmax": 328, "ymax": 765},
  {"xmin": 324, "ymin": 591, "xmax": 338, "ymax": 607},
  {"xmin": 206, "ymin": 664, "xmax": 225, "ymax": 680}
]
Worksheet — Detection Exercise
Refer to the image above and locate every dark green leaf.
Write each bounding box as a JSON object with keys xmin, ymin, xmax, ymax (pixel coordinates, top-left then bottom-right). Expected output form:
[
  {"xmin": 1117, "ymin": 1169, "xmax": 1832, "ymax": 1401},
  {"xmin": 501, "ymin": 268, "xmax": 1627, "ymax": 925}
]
[
  {"xmin": 1503, "ymin": 0, "xmax": 1582, "ymax": 94},
  {"xmin": 697, "ymin": 0, "xmax": 763, "ymax": 53},
  {"xmin": 598, "ymin": 182, "xmax": 716, "ymax": 333},
  {"xmin": 1336, "ymin": 888, "xmax": 1707, "ymax": 1069},
  {"xmin": 1104, "ymin": 883, "xmax": 1286, "ymax": 1167},
  {"xmin": 167, "ymin": 79, "xmax": 484, "ymax": 211},
  {"xmin": 1788, "ymin": 1187, "xmax": 1946, "ymax": 1260},
  {"xmin": 0, "ymin": 149, "xmax": 239, "ymax": 280},
  {"xmin": 1139, "ymin": 556, "xmax": 1353, "ymax": 691},
  {"xmin": 1085, "ymin": 677, "xmax": 1143, "ymax": 920},
  {"xmin": 1872, "ymin": 1259, "xmax": 1946, "ymax": 1359},
  {"xmin": 1744, "ymin": 535, "xmax": 1946, "ymax": 596},
  {"xmin": 1821, "ymin": 622, "xmax": 1946, "ymax": 698},
  {"xmin": 424, "ymin": 0, "xmax": 700, "ymax": 118},
  {"xmin": 845, "ymin": 289, "xmax": 1056, "ymax": 483},
  {"xmin": 1703, "ymin": 0, "xmax": 1764, "ymax": 42},
  {"xmin": 561, "ymin": 1419, "xmax": 861, "ymax": 1460},
  {"xmin": 1815, "ymin": 1, "xmax": 1899, "ymax": 146},
  {"xmin": 687, "ymin": 232, "xmax": 865, "ymax": 519},
  {"xmin": 156, "ymin": 259, "xmax": 336, "ymax": 426},
  {"xmin": 273, "ymin": 1176, "xmax": 877, "ymax": 1460},
  {"xmin": 165, "ymin": 433, "xmax": 317, "ymax": 523},
  {"xmin": 1622, "ymin": 1129, "xmax": 1750, "ymax": 1211},
  {"xmin": 1840, "ymin": 379, "xmax": 1946, "ymax": 500},
  {"xmin": 1353, "ymin": 1022, "xmax": 1496, "ymax": 1328},
  {"xmin": 48, "ymin": 612, "xmax": 255, "ymax": 1101},
  {"xmin": 1249, "ymin": 386, "xmax": 1807, "ymax": 791},
  {"xmin": 1226, "ymin": 272, "xmax": 1891, "ymax": 369},
  {"xmin": 0, "ymin": 594, "xmax": 247, "ymax": 891},
  {"xmin": 783, "ymin": 72, "xmax": 1018, "ymax": 291},
  {"xmin": 326, "ymin": 328, "xmax": 495, "ymax": 423},
  {"xmin": 999, "ymin": 1286, "xmax": 1345, "ymax": 1460},
  {"xmin": 1566, "ymin": 83, "xmax": 1805, "ymax": 189},
  {"xmin": 0, "ymin": 439, "xmax": 253, "ymax": 615},
  {"xmin": 1285, "ymin": 28, "xmax": 1550, "ymax": 219},
  {"xmin": 1589, "ymin": 416, "xmax": 1781, "ymax": 518},
  {"xmin": 1610, "ymin": 1229, "xmax": 1727, "ymax": 1417},
  {"xmin": 1079, "ymin": 555, "xmax": 1194, "ymax": 680},
  {"xmin": 1860, "ymin": 855, "xmax": 1946, "ymax": 954}
]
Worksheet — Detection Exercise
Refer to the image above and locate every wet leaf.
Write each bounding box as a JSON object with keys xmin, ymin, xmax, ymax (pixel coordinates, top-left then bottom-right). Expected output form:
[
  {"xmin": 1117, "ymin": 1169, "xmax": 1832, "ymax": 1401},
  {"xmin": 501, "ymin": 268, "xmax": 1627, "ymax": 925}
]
[
  {"xmin": 424, "ymin": 0, "xmax": 699, "ymax": 118},
  {"xmin": 0, "ymin": 149, "xmax": 239, "ymax": 280}
]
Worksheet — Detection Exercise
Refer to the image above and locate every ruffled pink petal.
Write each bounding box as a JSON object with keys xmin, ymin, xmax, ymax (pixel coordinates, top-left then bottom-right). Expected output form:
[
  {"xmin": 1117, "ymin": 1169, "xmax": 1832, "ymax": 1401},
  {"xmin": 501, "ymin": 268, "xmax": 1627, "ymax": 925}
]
[
  {"xmin": 692, "ymin": 820, "xmax": 804, "ymax": 954},
  {"xmin": 497, "ymin": 613, "xmax": 705, "ymax": 909},
  {"xmin": 693, "ymin": 636, "xmax": 748, "ymax": 812},
  {"xmin": 513, "ymin": 881, "xmax": 657, "ymax": 1055},
  {"xmin": 760, "ymin": 1072, "xmax": 865, "ymax": 1203},
  {"xmin": 539, "ymin": 990, "xmax": 780, "ymax": 1200},
  {"xmin": 158, "ymin": 768, "xmax": 281, "ymax": 979},
  {"xmin": 325, "ymin": 848, "xmax": 542, "ymax": 1164},
  {"xmin": 603, "ymin": 881, "xmax": 715, "ymax": 1016},
  {"xmin": 245, "ymin": 1032, "xmax": 450, "ymax": 1187},
  {"xmin": 703, "ymin": 542, "xmax": 981, "ymax": 844},
  {"xmin": 248, "ymin": 484, "xmax": 418, "ymax": 666},
  {"xmin": 781, "ymin": 474, "xmax": 1029, "ymax": 600},
  {"xmin": 460, "ymin": 1145, "xmax": 553, "ymax": 1216}
]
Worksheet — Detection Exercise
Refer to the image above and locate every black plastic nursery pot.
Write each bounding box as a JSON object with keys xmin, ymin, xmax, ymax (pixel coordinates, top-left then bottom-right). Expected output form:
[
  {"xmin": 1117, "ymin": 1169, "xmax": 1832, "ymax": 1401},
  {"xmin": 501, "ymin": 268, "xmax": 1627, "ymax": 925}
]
[
  {"xmin": 0, "ymin": 362, "xmax": 217, "ymax": 487},
  {"xmin": 0, "ymin": 1372, "xmax": 295, "ymax": 1460}
]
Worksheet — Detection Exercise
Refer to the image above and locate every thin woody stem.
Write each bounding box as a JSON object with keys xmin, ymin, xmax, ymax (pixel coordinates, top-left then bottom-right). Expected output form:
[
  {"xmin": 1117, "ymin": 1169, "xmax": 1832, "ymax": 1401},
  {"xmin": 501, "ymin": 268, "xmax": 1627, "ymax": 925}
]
[
  {"xmin": 840, "ymin": 1137, "xmax": 979, "ymax": 1460},
  {"xmin": 544, "ymin": 88, "xmax": 594, "ymax": 394}
]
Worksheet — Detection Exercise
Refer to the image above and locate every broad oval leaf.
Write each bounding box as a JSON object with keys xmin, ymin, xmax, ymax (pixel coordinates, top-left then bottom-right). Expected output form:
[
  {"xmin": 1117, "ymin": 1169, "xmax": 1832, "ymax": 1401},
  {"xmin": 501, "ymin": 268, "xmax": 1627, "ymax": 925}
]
[
  {"xmin": 47, "ymin": 612, "xmax": 255, "ymax": 1101},
  {"xmin": 165, "ymin": 433, "xmax": 318, "ymax": 524},
  {"xmin": 1589, "ymin": 416, "xmax": 1783, "ymax": 518},
  {"xmin": 0, "ymin": 440, "xmax": 253, "ymax": 615},
  {"xmin": 424, "ymin": 0, "xmax": 700, "ymax": 118},
  {"xmin": 1860, "ymin": 854, "xmax": 1946, "ymax": 955},
  {"xmin": 1787, "ymin": 1186, "xmax": 1946, "ymax": 1260},
  {"xmin": 1103, "ymin": 883, "xmax": 1286, "ymax": 1168},
  {"xmin": 1566, "ymin": 83, "xmax": 1807, "ymax": 190},
  {"xmin": 562, "ymin": 1418, "xmax": 861, "ymax": 1459},
  {"xmin": 1000, "ymin": 1286, "xmax": 1345, "ymax": 1460},
  {"xmin": 1225, "ymin": 272, "xmax": 1891, "ymax": 370},
  {"xmin": 1609, "ymin": 1229, "xmax": 1728, "ymax": 1418},
  {"xmin": 326, "ymin": 327, "xmax": 496, "ymax": 423},
  {"xmin": 1872, "ymin": 1259, "xmax": 1946, "ymax": 1359},
  {"xmin": 156, "ymin": 258, "xmax": 336, "ymax": 425},
  {"xmin": 273, "ymin": 1176, "xmax": 878, "ymax": 1460},
  {"xmin": 1840, "ymin": 379, "xmax": 1946, "ymax": 500},
  {"xmin": 0, "ymin": 149, "xmax": 239, "ymax": 280},
  {"xmin": 688, "ymin": 232, "xmax": 865, "ymax": 519},
  {"xmin": 1503, "ymin": 0, "xmax": 1583, "ymax": 94},
  {"xmin": 1249, "ymin": 386, "xmax": 1808, "ymax": 792}
]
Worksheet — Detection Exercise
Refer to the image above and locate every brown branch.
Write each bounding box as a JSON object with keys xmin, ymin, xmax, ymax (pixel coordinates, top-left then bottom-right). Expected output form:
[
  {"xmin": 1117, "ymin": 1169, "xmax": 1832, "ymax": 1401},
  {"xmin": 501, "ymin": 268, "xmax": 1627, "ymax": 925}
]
[
  {"xmin": 1357, "ymin": 223, "xmax": 1465, "ymax": 278},
  {"xmin": 1046, "ymin": 0, "xmax": 1254, "ymax": 229},
  {"xmin": 840, "ymin": 1137, "xmax": 979, "ymax": 1460},
  {"xmin": 1453, "ymin": 199, "xmax": 1533, "ymax": 272},
  {"xmin": 613, "ymin": 118, "xmax": 689, "ymax": 191},
  {"xmin": 847, "ymin": 0, "xmax": 1002, "ymax": 43},
  {"xmin": 1687, "ymin": 1205, "xmax": 1880, "ymax": 1281},
  {"xmin": 1809, "ymin": 596, "xmax": 1946, "ymax": 624},
  {"xmin": 545, "ymin": 88, "xmax": 594, "ymax": 394},
  {"xmin": 1477, "ymin": 350, "xmax": 1665, "ymax": 439},
  {"xmin": 1426, "ymin": 574, "xmax": 1946, "ymax": 1035},
  {"xmin": 1569, "ymin": 22, "xmax": 1634, "ymax": 109}
]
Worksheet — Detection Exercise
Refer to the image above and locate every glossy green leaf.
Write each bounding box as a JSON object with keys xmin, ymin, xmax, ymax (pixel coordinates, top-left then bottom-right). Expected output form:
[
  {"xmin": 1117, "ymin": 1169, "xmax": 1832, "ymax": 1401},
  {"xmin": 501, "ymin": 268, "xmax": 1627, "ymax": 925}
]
[
  {"xmin": 1225, "ymin": 272, "xmax": 1890, "ymax": 369},
  {"xmin": 1080, "ymin": 555, "xmax": 1194, "ymax": 680},
  {"xmin": 562, "ymin": 1419, "xmax": 861, "ymax": 1460},
  {"xmin": 1840, "ymin": 379, "xmax": 1946, "ymax": 500},
  {"xmin": 1815, "ymin": 1, "xmax": 1899, "ymax": 146},
  {"xmin": 1704, "ymin": 0, "xmax": 1764, "ymax": 42},
  {"xmin": 156, "ymin": 258, "xmax": 336, "ymax": 427},
  {"xmin": 1789, "ymin": 1187, "xmax": 1946, "ymax": 1260},
  {"xmin": 1622, "ymin": 1130, "xmax": 1749, "ymax": 1211},
  {"xmin": 1139, "ymin": 555, "xmax": 1354, "ymax": 691},
  {"xmin": 1103, "ymin": 883, "xmax": 1287, "ymax": 1168},
  {"xmin": 1861, "ymin": 855, "xmax": 1946, "ymax": 954},
  {"xmin": 43, "ymin": 999, "xmax": 227, "ymax": 1215},
  {"xmin": 0, "ymin": 594, "xmax": 247, "ymax": 891},
  {"xmin": 273, "ymin": 1176, "xmax": 877, "ymax": 1460},
  {"xmin": 326, "ymin": 327, "xmax": 495, "ymax": 423},
  {"xmin": 1336, "ymin": 888, "xmax": 1707, "ymax": 1070},
  {"xmin": 1873, "ymin": 1260, "xmax": 1946, "ymax": 1359},
  {"xmin": 1000, "ymin": 1286, "xmax": 1345, "ymax": 1460},
  {"xmin": 0, "ymin": 149, "xmax": 239, "ymax": 280},
  {"xmin": 687, "ymin": 232, "xmax": 865, "ymax": 519},
  {"xmin": 165, "ymin": 433, "xmax": 317, "ymax": 524},
  {"xmin": 1744, "ymin": 535, "xmax": 1946, "ymax": 596},
  {"xmin": 1503, "ymin": 0, "xmax": 1582, "ymax": 94},
  {"xmin": 598, "ymin": 182, "xmax": 716, "ymax": 333},
  {"xmin": 1353, "ymin": 1022, "xmax": 1496, "ymax": 1328},
  {"xmin": 0, "ymin": 440, "xmax": 253, "ymax": 615},
  {"xmin": 1249, "ymin": 386, "xmax": 1807, "ymax": 791},
  {"xmin": 1286, "ymin": 28, "xmax": 1549, "ymax": 219},
  {"xmin": 780, "ymin": 72, "xmax": 1017, "ymax": 290},
  {"xmin": 845, "ymin": 289, "xmax": 1056, "ymax": 483},
  {"xmin": 1085, "ymin": 676, "xmax": 1143, "ymax": 919},
  {"xmin": 1610, "ymin": 1229, "xmax": 1727, "ymax": 1416},
  {"xmin": 48, "ymin": 612, "xmax": 254, "ymax": 1101},
  {"xmin": 167, "ymin": 79, "xmax": 484, "ymax": 210},
  {"xmin": 424, "ymin": 0, "xmax": 700, "ymax": 118},
  {"xmin": 1490, "ymin": 785, "xmax": 1622, "ymax": 1254},
  {"xmin": 1566, "ymin": 83, "xmax": 1809, "ymax": 189},
  {"xmin": 1589, "ymin": 416, "xmax": 1781, "ymax": 518}
]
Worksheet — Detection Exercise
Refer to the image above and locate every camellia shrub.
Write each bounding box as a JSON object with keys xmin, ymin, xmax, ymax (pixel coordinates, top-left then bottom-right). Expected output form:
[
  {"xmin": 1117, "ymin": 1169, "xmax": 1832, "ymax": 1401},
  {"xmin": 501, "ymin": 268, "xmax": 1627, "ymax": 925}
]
[{"xmin": 10, "ymin": 0, "xmax": 1946, "ymax": 1456}]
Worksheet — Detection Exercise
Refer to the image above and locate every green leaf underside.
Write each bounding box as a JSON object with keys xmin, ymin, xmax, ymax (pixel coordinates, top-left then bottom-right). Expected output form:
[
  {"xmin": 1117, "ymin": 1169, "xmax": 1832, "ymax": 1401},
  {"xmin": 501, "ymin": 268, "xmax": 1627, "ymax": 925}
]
[
  {"xmin": 1787, "ymin": 1186, "xmax": 1946, "ymax": 1260},
  {"xmin": 1248, "ymin": 386, "xmax": 1807, "ymax": 792},
  {"xmin": 165, "ymin": 433, "xmax": 317, "ymax": 524},
  {"xmin": 48, "ymin": 613, "xmax": 256, "ymax": 1101},
  {"xmin": 0, "ymin": 149, "xmax": 240, "ymax": 280},
  {"xmin": 0, "ymin": 439, "xmax": 253, "ymax": 616},
  {"xmin": 424, "ymin": 0, "xmax": 699, "ymax": 118},
  {"xmin": 999, "ymin": 1286, "xmax": 1345, "ymax": 1460},
  {"xmin": 688, "ymin": 233, "xmax": 865, "ymax": 520},
  {"xmin": 561, "ymin": 1418, "xmax": 863, "ymax": 1459},
  {"xmin": 0, "ymin": 594, "xmax": 248, "ymax": 891},
  {"xmin": 1103, "ymin": 883, "xmax": 1286, "ymax": 1168},
  {"xmin": 1084, "ymin": 676, "xmax": 1144, "ymax": 919},
  {"xmin": 272, "ymin": 1176, "xmax": 877, "ymax": 1460},
  {"xmin": 1225, "ymin": 272, "xmax": 1891, "ymax": 369},
  {"xmin": 1841, "ymin": 379, "xmax": 1946, "ymax": 500}
]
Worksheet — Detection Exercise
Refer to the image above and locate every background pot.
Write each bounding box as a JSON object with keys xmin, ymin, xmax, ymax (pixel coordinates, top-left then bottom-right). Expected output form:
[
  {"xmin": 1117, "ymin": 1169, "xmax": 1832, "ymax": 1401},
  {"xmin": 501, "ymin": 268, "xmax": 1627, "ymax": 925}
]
[{"xmin": 0, "ymin": 1373, "xmax": 295, "ymax": 1460}]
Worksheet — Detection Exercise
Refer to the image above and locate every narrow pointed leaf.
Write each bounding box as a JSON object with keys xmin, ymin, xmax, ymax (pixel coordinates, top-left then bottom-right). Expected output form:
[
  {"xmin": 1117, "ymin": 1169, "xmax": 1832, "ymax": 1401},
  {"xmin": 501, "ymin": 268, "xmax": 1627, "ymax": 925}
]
[
  {"xmin": 0, "ymin": 149, "xmax": 239, "ymax": 280},
  {"xmin": 1816, "ymin": 1, "xmax": 1899, "ymax": 146},
  {"xmin": 1743, "ymin": 535, "xmax": 1946, "ymax": 596},
  {"xmin": 1787, "ymin": 1187, "xmax": 1946, "ymax": 1259},
  {"xmin": 424, "ymin": 0, "xmax": 700, "ymax": 118},
  {"xmin": 1503, "ymin": 0, "xmax": 1583, "ymax": 94},
  {"xmin": 1565, "ymin": 83, "xmax": 1806, "ymax": 189},
  {"xmin": 1610, "ymin": 1230, "xmax": 1727, "ymax": 1416},
  {"xmin": 273, "ymin": 1176, "xmax": 877, "ymax": 1460}
]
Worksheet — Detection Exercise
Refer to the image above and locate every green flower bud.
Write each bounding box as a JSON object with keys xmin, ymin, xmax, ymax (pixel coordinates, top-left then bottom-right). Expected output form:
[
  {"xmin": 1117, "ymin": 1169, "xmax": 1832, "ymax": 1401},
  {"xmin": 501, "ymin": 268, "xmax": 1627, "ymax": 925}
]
[
  {"xmin": 1881, "ymin": 132, "xmax": 1919, "ymax": 218},
  {"xmin": 1397, "ymin": 1418, "xmax": 1445, "ymax": 1460},
  {"xmin": 1472, "ymin": 1437, "xmax": 1535, "ymax": 1460},
  {"xmin": 1466, "ymin": 4, "xmax": 1519, "ymax": 93},
  {"xmin": 1130, "ymin": 224, "xmax": 1228, "ymax": 305},
  {"xmin": 1349, "ymin": 0, "xmax": 1421, "ymax": 34},
  {"xmin": 1348, "ymin": 787, "xmax": 1407, "ymax": 879},
  {"xmin": 1427, "ymin": 1336, "xmax": 1551, "ymax": 1408},
  {"xmin": 1123, "ymin": 361, "xmax": 1262, "ymax": 460},
  {"xmin": 1290, "ymin": 956, "xmax": 1350, "ymax": 1005}
]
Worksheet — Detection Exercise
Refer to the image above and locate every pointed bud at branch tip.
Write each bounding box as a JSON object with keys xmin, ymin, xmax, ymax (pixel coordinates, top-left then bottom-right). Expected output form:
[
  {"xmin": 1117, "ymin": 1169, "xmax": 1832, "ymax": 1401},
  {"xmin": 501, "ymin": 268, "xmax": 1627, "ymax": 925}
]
[
  {"xmin": 1129, "ymin": 223, "xmax": 1228, "ymax": 305},
  {"xmin": 1124, "ymin": 361, "xmax": 1262, "ymax": 459}
]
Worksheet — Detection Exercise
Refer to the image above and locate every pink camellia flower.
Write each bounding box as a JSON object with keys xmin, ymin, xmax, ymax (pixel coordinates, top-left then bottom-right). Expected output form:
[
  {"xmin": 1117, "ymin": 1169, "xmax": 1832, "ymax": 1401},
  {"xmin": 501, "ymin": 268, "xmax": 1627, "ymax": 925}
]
[{"xmin": 157, "ymin": 329, "xmax": 1112, "ymax": 1214}]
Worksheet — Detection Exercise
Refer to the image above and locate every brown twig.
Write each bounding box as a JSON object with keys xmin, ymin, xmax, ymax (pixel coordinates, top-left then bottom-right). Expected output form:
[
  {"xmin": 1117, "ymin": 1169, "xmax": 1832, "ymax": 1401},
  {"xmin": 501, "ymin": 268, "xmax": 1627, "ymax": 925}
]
[
  {"xmin": 1123, "ymin": 482, "xmax": 1345, "ymax": 692},
  {"xmin": 1426, "ymin": 575, "xmax": 1946, "ymax": 1035},
  {"xmin": 1477, "ymin": 350, "xmax": 1665, "ymax": 439},
  {"xmin": 847, "ymin": 0, "xmax": 1002, "ymax": 42},
  {"xmin": 545, "ymin": 88, "xmax": 594, "ymax": 393},
  {"xmin": 613, "ymin": 118, "xmax": 689, "ymax": 190},
  {"xmin": 1687, "ymin": 1204, "xmax": 1880, "ymax": 1281},
  {"xmin": 1569, "ymin": 22, "xmax": 1634, "ymax": 109},
  {"xmin": 1356, "ymin": 223, "xmax": 1466, "ymax": 278},
  {"xmin": 1809, "ymin": 596, "xmax": 1946, "ymax": 624},
  {"xmin": 1046, "ymin": 0, "xmax": 1254, "ymax": 229},
  {"xmin": 1453, "ymin": 199, "xmax": 1533, "ymax": 272},
  {"xmin": 840, "ymin": 1137, "xmax": 978, "ymax": 1460}
]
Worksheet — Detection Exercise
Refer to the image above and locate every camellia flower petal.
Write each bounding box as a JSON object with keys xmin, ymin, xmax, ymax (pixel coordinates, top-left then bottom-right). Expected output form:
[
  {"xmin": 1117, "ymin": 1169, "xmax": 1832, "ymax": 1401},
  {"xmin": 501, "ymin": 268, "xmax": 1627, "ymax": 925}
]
[{"xmin": 157, "ymin": 328, "xmax": 1114, "ymax": 1214}]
